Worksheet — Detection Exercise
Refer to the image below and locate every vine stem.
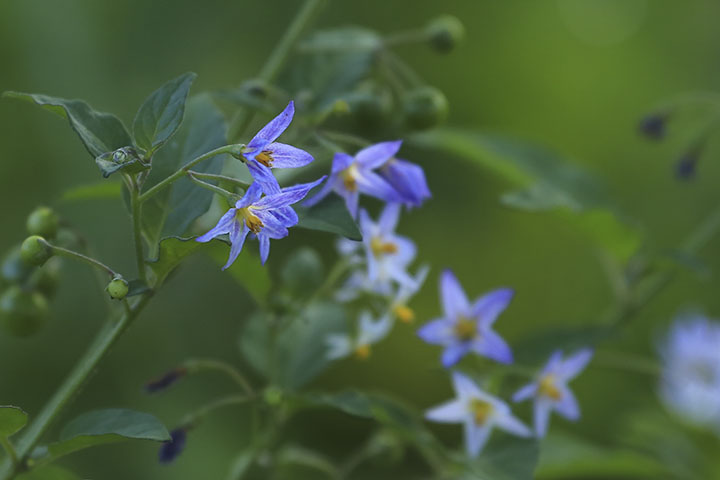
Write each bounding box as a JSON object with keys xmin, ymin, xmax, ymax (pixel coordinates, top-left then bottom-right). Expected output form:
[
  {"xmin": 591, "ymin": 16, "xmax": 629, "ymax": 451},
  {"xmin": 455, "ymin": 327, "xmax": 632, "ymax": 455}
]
[
  {"xmin": 46, "ymin": 243, "xmax": 117, "ymax": 278},
  {"xmin": 130, "ymin": 185, "xmax": 146, "ymax": 283},
  {"xmin": 0, "ymin": 295, "xmax": 152, "ymax": 480}
]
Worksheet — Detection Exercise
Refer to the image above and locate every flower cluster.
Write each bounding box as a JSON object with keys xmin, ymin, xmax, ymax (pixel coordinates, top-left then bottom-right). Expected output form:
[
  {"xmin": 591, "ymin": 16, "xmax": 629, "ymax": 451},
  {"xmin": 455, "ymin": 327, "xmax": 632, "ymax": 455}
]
[{"xmin": 658, "ymin": 313, "xmax": 720, "ymax": 434}]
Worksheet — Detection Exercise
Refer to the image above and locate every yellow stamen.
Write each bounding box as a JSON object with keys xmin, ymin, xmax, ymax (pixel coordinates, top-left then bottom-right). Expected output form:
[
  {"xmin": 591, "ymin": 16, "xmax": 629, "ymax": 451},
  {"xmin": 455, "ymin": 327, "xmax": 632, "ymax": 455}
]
[
  {"xmin": 341, "ymin": 164, "xmax": 359, "ymax": 192},
  {"xmin": 236, "ymin": 208, "xmax": 264, "ymax": 234},
  {"xmin": 454, "ymin": 316, "xmax": 477, "ymax": 341},
  {"xmin": 538, "ymin": 375, "xmax": 563, "ymax": 401},
  {"xmin": 393, "ymin": 304, "xmax": 415, "ymax": 323},
  {"xmin": 256, "ymin": 151, "xmax": 274, "ymax": 167},
  {"xmin": 355, "ymin": 344, "xmax": 371, "ymax": 360},
  {"xmin": 370, "ymin": 236, "xmax": 398, "ymax": 257},
  {"xmin": 469, "ymin": 398, "xmax": 494, "ymax": 426}
]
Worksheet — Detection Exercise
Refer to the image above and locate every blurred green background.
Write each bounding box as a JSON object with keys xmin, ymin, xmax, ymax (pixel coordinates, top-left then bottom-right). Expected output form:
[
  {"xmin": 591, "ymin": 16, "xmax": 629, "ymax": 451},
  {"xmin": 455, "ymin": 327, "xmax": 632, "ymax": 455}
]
[{"xmin": 2, "ymin": 0, "xmax": 720, "ymax": 478}]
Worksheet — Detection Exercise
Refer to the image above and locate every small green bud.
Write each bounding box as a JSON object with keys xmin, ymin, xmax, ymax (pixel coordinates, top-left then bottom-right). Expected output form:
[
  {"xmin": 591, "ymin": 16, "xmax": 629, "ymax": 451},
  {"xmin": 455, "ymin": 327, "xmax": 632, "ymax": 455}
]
[
  {"xmin": 26, "ymin": 206, "xmax": 59, "ymax": 239},
  {"xmin": 32, "ymin": 258, "xmax": 61, "ymax": 298},
  {"xmin": 106, "ymin": 276, "xmax": 129, "ymax": 300},
  {"xmin": 426, "ymin": 15, "xmax": 465, "ymax": 53},
  {"xmin": 402, "ymin": 86, "xmax": 449, "ymax": 130},
  {"xmin": 263, "ymin": 386, "xmax": 284, "ymax": 406},
  {"xmin": 0, "ymin": 286, "xmax": 49, "ymax": 337},
  {"xmin": 20, "ymin": 236, "xmax": 52, "ymax": 266}
]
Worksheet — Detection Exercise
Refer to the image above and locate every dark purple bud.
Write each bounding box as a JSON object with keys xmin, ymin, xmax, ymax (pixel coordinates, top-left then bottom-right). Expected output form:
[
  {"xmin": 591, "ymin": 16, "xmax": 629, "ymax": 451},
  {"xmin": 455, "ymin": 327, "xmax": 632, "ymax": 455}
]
[
  {"xmin": 144, "ymin": 367, "xmax": 187, "ymax": 394},
  {"xmin": 638, "ymin": 113, "xmax": 668, "ymax": 140},
  {"xmin": 675, "ymin": 152, "xmax": 699, "ymax": 179},
  {"xmin": 159, "ymin": 428, "xmax": 187, "ymax": 464}
]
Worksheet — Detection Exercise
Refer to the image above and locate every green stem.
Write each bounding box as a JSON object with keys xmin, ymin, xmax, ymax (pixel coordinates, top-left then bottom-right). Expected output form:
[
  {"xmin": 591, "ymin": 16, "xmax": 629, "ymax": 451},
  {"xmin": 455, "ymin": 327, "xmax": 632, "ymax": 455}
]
[
  {"xmin": 0, "ymin": 439, "xmax": 17, "ymax": 470},
  {"xmin": 182, "ymin": 358, "xmax": 255, "ymax": 396},
  {"xmin": 187, "ymin": 172, "xmax": 237, "ymax": 200},
  {"xmin": 46, "ymin": 243, "xmax": 117, "ymax": 278},
  {"xmin": 130, "ymin": 186, "xmax": 146, "ymax": 283},
  {"xmin": 0, "ymin": 295, "xmax": 152, "ymax": 480},
  {"xmin": 383, "ymin": 29, "xmax": 430, "ymax": 48},
  {"xmin": 187, "ymin": 171, "xmax": 252, "ymax": 190},
  {"xmin": 227, "ymin": 0, "xmax": 327, "ymax": 141},
  {"xmin": 180, "ymin": 395, "xmax": 253, "ymax": 429},
  {"xmin": 138, "ymin": 145, "xmax": 239, "ymax": 204}
]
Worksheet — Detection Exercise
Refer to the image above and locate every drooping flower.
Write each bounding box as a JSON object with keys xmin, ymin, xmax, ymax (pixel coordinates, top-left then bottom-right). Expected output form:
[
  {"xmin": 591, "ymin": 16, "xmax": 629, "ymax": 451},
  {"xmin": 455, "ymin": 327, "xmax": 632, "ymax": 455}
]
[
  {"xmin": 426, "ymin": 372, "xmax": 531, "ymax": 457},
  {"xmin": 241, "ymin": 101, "xmax": 314, "ymax": 194},
  {"xmin": 326, "ymin": 311, "xmax": 393, "ymax": 360},
  {"xmin": 158, "ymin": 428, "xmax": 187, "ymax": 464},
  {"xmin": 144, "ymin": 367, "xmax": 188, "ymax": 394},
  {"xmin": 379, "ymin": 157, "xmax": 431, "ymax": 208},
  {"xmin": 196, "ymin": 177, "xmax": 325, "ymax": 267},
  {"xmin": 658, "ymin": 313, "xmax": 720, "ymax": 432},
  {"xmin": 418, "ymin": 270, "xmax": 514, "ymax": 368},
  {"xmin": 304, "ymin": 141, "xmax": 403, "ymax": 217},
  {"xmin": 512, "ymin": 348, "xmax": 593, "ymax": 437}
]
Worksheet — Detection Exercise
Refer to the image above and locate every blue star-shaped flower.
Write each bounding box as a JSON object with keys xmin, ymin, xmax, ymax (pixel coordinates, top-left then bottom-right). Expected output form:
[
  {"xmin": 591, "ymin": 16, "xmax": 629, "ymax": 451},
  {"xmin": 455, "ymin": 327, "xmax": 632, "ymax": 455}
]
[
  {"xmin": 304, "ymin": 141, "xmax": 402, "ymax": 217},
  {"xmin": 196, "ymin": 177, "xmax": 324, "ymax": 267},
  {"xmin": 417, "ymin": 270, "xmax": 514, "ymax": 368},
  {"xmin": 426, "ymin": 372, "xmax": 531, "ymax": 457},
  {"xmin": 380, "ymin": 157, "xmax": 431, "ymax": 208},
  {"xmin": 242, "ymin": 101, "xmax": 314, "ymax": 194},
  {"xmin": 325, "ymin": 310, "xmax": 393, "ymax": 361},
  {"xmin": 512, "ymin": 348, "xmax": 593, "ymax": 437}
]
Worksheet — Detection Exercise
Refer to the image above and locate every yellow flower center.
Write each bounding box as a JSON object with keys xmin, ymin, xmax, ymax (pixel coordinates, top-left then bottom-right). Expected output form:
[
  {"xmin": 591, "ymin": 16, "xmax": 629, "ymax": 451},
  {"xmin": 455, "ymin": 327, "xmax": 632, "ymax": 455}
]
[
  {"xmin": 454, "ymin": 316, "xmax": 477, "ymax": 341},
  {"xmin": 393, "ymin": 304, "xmax": 415, "ymax": 323},
  {"xmin": 255, "ymin": 150, "xmax": 274, "ymax": 167},
  {"xmin": 469, "ymin": 398, "xmax": 494, "ymax": 426},
  {"xmin": 236, "ymin": 207, "xmax": 263, "ymax": 234},
  {"xmin": 370, "ymin": 236, "xmax": 398, "ymax": 257},
  {"xmin": 538, "ymin": 375, "xmax": 563, "ymax": 401},
  {"xmin": 341, "ymin": 164, "xmax": 359, "ymax": 192},
  {"xmin": 354, "ymin": 344, "xmax": 371, "ymax": 360}
]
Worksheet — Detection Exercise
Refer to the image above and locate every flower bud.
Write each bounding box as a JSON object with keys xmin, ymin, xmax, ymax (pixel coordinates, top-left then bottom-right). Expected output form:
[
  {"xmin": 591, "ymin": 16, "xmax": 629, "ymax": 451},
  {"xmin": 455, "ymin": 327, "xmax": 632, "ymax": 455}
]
[
  {"xmin": 158, "ymin": 428, "xmax": 187, "ymax": 464},
  {"xmin": 426, "ymin": 15, "xmax": 465, "ymax": 53},
  {"xmin": 638, "ymin": 113, "xmax": 668, "ymax": 140},
  {"xmin": 0, "ymin": 286, "xmax": 49, "ymax": 337},
  {"xmin": 106, "ymin": 276, "xmax": 129, "ymax": 300},
  {"xmin": 145, "ymin": 367, "xmax": 188, "ymax": 394},
  {"xmin": 402, "ymin": 86, "xmax": 449, "ymax": 130},
  {"xmin": 26, "ymin": 206, "xmax": 59, "ymax": 239},
  {"xmin": 20, "ymin": 236, "xmax": 52, "ymax": 266}
]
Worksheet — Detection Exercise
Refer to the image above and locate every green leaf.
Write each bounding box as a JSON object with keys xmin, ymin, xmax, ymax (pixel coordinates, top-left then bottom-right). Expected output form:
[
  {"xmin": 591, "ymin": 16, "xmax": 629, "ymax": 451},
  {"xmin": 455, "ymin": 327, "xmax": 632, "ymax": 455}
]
[
  {"xmin": 133, "ymin": 72, "xmax": 196, "ymax": 154},
  {"xmin": 0, "ymin": 405, "xmax": 28, "ymax": 437},
  {"xmin": 94, "ymin": 146, "xmax": 150, "ymax": 178},
  {"xmin": 411, "ymin": 128, "xmax": 641, "ymax": 261},
  {"xmin": 147, "ymin": 236, "xmax": 206, "ymax": 286},
  {"xmin": 141, "ymin": 93, "xmax": 228, "ymax": 249},
  {"xmin": 459, "ymin": 438, "xmax": 540, "ymax": 480},
  {"xmin": 60, "ymin": 181, "xmax": 122, "ymax": 202},
  {"xmin": 204, "ymin": 241, "xmax": 271, "ymax": 305},
  {"xmin": 239, "ymin": 302, "xmax": 347, "ymax": 390},
  {"xmin": 16, "ymin": 466, "xmax": 81, "ymax": 480},
  {"xmin": 40, "ymin": 408, "xmax": 169, "ymax": 463},
  {"xmin": 295, "ymin": 195, "xmax": 362, "ymax": 240},
  {"xmin": 280, "ymin": 247, "xmax": 324, "ymax": 297},
  {"xmin": 3, "ymin": 92, "xmax": 131, "ymax": 158}
]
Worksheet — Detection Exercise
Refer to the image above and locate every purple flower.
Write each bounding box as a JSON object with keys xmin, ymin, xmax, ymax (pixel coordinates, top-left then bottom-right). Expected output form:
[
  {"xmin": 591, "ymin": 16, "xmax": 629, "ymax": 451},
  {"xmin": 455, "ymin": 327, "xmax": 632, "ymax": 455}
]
[
  {"xmin": 638, "ymin": 113, "xmax": 667, "ymax": 140},
  {"xmin": 159, "ymin": 428, "xmax": 187, "ymax": 464},
  {"xmin": 512, "ymin": 348, "xmax": 593, "ymax": 437},
  {"xmin": 304, "ymin": 141, "xmax": 402, "ymax": 217},
  {"xmin": 326, "ymin": 311, "xmax": 393, "ymax": 361},
  {"xmin": 242, "ymin": 101, "xmax": 314, "ymax": 194},
  {"xmin": 426, "ymin": 372, "xmax": 531, "ymax": 457},
  {"xmin": 418, "ymin": 270, "xmax": 514, "ymax": 368},
  {"xmin": 144, "ymin": 367, "xmax": 188, "ymax": 394},
  {"xmin": 197, "ymin": 177, "xmax": 325, "ymax": 267},
  {"xmin": 380, "ymin": 158, "xmax": 431, "ymax": 208}
]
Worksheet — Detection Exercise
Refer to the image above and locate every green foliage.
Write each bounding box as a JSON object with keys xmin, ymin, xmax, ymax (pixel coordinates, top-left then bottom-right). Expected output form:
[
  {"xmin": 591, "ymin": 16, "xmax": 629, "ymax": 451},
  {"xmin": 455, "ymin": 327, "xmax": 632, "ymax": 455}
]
[
  {"xmin": 280, "ymin": 247, "xmax": 324, "ymax": 297},
  {"xmin": 3, "ymin": 92, "xmax": 131, "ymax": 158},
  {"xmin": 295, "ymin": 195, "xmax": 362, "ymax": 240},
  {"xmin": 0, "ymin": 286, "xmax": 49, "ymax": 337},
  {"xmin": 147, "ymin": 236, "xmax": 207, "ymax": 286},
  {"xmin": 16, "ymin": 466, "xmax": 80, "ymax": 480},
  {"xmin": 60, "ymin": 181, "xmax": 122, "ymax": 202},
  {"xmin": 0, "ymin": 406, "xmax": 28, "ymax": 437},
  {"xmin": 239, "ymin": 302, "xmax": 346, "ymax": 390},
  {"xmin": 459, "ymin": 438, "xmax": 539, "ymax": 480},
  {"xmin": 141, "ymin": 93, "xmax": 227, "ymax": 248},
  {"xmin": 95, "ymin": 146, "xmax": 149, "ymax": 178},
  {"xmin": 132, "ymin": 72, "xmax": 196, "ymax": 154}
]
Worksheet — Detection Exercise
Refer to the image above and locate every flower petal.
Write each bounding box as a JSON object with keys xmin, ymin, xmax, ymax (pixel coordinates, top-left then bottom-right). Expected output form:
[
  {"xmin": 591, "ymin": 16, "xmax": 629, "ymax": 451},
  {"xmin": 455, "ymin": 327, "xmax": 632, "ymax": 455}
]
[
  {"xmin": 452, "ymin": 371, "xmax": 484, "ymax": 399},
  {"xmin": 558, "ymin": 348, "xmax": 593, "ymax": 381},
  {"xmin": 512, "ymin": 383, "xmax": 538, "ymax": 403},
  {"xmin": 196, "ymin": 209, "xmax": 237, "ymax": 242},
  {"xmin": 355, "ymin": 140, "xmax": 403, "ymax": 169},
  {"xmin": 255, "ymin": 211, "xmax": 289, "ymax": 238},
  {"xmin": 266, "ymin": 142, "xmax": 314, "ymax": 168},
  {"xmin": 355, "ymin": 170, "xmax": 401, "ymax": 203},
  {"xmin": 381, "ymin": 158, "xmax": 431, "ymax": 208},
  {"xmin": 331, "ymin": 152, "xmax": 355, "ymax": 173},
  {"xmin": 303, "ymin": 175, "xmax": 335, "ymax": 207},
  {"xmin": 259, "ymin": 234, "xmax": 271, "ymax": 264},
  {"xmin": 533, "ymin": 397, "xmax": 554, "ymax": 437},
  {"xmin": 464, "ymin": 420, "xmax": 492, "ymax": 457},
  {"xmin": 270, "ymin": 205, "xmax": 299, "ymax": 227},
  {"xmin": 440, "ymin": 270, "xmax": 470, "ymax": 319},
  {"xmin": 442, "ymin": 343, "xmax": 470, "ymax": 368},
  {"xmin": 247, "ymin": 159, "xmax": 281, "ymax": 194},
  {"xmin": 222, "ymin": 222, "xmax": 249, "ymax": 270},
  {"xmin": 342, "ymin": 189, "xmax": 360, "ymax": 218},
  {"xmin": 417, "ymin": 318, "xmax": 455, "ymax": 345},
  {"xmin": 495, "ymin": 412, "xmax": 532, "ymax": 438},
  {"xmin": 234, "ymin": 183, "xmax": 264, "ymax": 209},
  {"xmin": 249, "ymin": 101, "xmax": 294, "ymax": 145},
  {"xmin": 555, "ymin": 386, "xmax": 580, "ymax": 421},
  {"xmin": 378, "ymin": 202, "xmax": 402, "ymax": 233},
  {"xmin": 326, "ymin": 334, "xmax": 352, "ymax": 360},
  {"xmin": 472, "ymin": 329, "xmax": 513, "ymax": 364},
  {"xmin": 542, "ymin": 350, "xmax": 565, "ymax": 376},
  {"xmin": 425, "ymin": 399, "xmax": 466, "ymax": 423},
  {"xmin": 255, "ymin": 176, "xmax": 326, "ymax": 210},
  {"xmin": 472, "ymin": 288, "xmax": 514, "ymax": 328}
]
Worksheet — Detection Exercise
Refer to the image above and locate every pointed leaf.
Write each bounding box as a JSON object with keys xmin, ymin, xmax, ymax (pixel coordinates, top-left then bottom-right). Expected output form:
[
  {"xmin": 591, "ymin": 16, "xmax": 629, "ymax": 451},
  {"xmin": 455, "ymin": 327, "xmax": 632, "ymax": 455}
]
[
  {"xmin": 0, "ymin": 406, "xmax": 28, "ymax": 437},
  {"xmin": 295, "ymin": 195, "xmax": 362, "ymax": 240},
  {"xmin": 132, "ymin": 72, "xmax": 196, "ymax": 153},
  {"xmin": 3, "ymin": 92, "xmax": 131, "ymax": 157}
]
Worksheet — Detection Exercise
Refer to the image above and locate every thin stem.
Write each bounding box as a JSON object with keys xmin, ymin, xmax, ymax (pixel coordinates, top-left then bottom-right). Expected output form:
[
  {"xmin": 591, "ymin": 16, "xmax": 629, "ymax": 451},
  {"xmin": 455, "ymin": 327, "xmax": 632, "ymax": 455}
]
[
  {"xmin": 46, "ymin": 243, "xmax": 117, "ymax": 278},
  {"xmin": 0, "ymin": 439, "xmax": 17, "ymax": 469},
  {"xmin": 187, "ymin": 171, "xmax": 251, "ymax": 190},
  {"xmin": 187, "ymin": 172, "xmax": 237, "ymax": 200},
  {"xmin": 182, "ymin": 358, "xmax": 255, "ymax": 396},
  {"xmin": 227, "ymin": 0, "xmax": 327, "ymax": 141},
  {"xmin": 0, "ymin": 295, "xmax": 152, "ymax": 480},
  {"xmin": 130, "ymin": 186, "xmax": 146, "ymax": 283},
  {"xmin": 180, "ymin": 395, "xmax": 253, "ymax": 429},
  {"xmin": 383, "ymin": 29, "xmax": 430, "ymax": 48},
  {"xmin": 138, "ymin": 145, "xmax": 239, "ymax": 204}
]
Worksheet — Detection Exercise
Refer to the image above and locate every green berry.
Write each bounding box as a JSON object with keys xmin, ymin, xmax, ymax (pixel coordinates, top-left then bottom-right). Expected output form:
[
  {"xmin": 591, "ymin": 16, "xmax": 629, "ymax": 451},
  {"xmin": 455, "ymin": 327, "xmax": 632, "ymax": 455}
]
[
  {"xmin": 32, "ymin": 258, "xmax": 61, "ymax": 298},
  {"xmin": 402, "ymin": 86, "xmax": 449, "ymax": 130},
  {"xmin": 26, "ymin": 206, "xmax": 59, "ymax": 239},
  {"xmin": 1, "ymin": 246, "xmax": 36, "ymax": 285},
  {"xmin": 426, "ymin": 15, "xmax": 465, "ymax": 53},
  {"xmin": 106, "ymin": 276, "xmax": 129, "ymax": 300},
  {"xmin": 20, "ymin": 236, "xmax": 52, "ymax": 266},
  {"xmin": 0, "ymin": 286, "xmax": 49, "ymax": 337}
]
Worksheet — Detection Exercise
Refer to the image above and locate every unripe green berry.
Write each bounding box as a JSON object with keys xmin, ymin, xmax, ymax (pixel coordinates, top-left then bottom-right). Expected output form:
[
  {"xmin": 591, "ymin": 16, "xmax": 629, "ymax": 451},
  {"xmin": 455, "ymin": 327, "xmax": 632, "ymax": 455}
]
[
  {"xmin": 106, "ymin": 276, "xmax": 129, "ymax": 300},
  {"xmin": 32, "ymin": 258, "xmax": 61, "ymax": 298},
  {"xmin": 1, "ymin": 246, "xmax": 36, "ymax": 285},
  {"xmin": 20, "ymin": 236, "xmax": 52, "ymax": 266},
  {"xmin": 0, "ymin": 286, "xmax": 49, "ymax": 337},
  {"xmin": 402, "ymin": 86, "xmax": 449, "ymax": 130},
  {"xmin": 26, "ymin": 206, "xmax": 59, "ymax": 239},
  {"xmin": 426, "ymin": 15, "xmax": 465, "ymax": 53}
]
